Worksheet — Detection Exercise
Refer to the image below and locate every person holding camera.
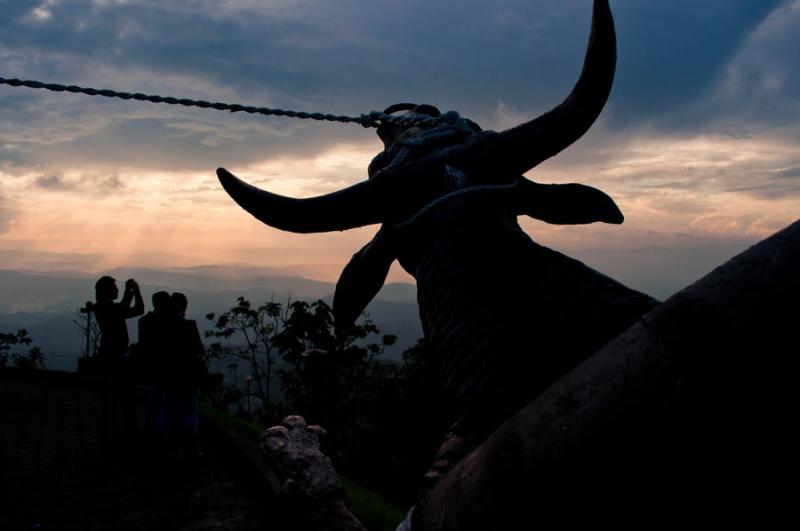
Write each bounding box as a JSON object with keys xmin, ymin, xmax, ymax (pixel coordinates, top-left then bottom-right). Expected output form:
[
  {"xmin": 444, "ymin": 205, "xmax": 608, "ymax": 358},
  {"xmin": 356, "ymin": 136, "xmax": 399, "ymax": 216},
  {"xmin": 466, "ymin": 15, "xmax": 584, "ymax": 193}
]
[{"xmin": 93, "ymin": 276, "xmax": 145, "ymax": 363}]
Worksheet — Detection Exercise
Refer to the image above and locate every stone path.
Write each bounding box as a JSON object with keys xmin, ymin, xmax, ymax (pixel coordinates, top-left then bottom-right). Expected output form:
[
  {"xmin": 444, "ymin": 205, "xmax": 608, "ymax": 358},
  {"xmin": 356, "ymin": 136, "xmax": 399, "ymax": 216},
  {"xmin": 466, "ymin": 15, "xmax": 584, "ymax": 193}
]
[{"xmin": 0, "ymin": 370, "xmax": 274, "ymax": 531}]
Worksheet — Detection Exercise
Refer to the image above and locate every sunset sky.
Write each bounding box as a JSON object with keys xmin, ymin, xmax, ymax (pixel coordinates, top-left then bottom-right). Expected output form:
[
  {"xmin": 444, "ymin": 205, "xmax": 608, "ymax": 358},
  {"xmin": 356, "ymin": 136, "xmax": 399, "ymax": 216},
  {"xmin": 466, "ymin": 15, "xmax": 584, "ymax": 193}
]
[{"xmin": 1, "ymin": 0, "xmax": 798, "ymax": 297}]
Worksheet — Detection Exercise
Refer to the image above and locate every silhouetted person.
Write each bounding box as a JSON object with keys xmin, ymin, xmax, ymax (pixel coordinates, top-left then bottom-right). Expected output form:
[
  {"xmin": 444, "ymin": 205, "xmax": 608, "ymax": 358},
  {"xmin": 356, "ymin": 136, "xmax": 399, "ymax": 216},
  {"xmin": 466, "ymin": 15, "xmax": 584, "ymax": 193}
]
[
  {"xmin": 138, "ymin": 290, "xmax": 173, "ymax": 375},
  {"xmin": 153, "ymin": 292, "xmax": 205, "ymax": 455},
  {"xmin": 138, "ymin": 291, "xmax": 173, "ymax": 435},
  {"xmin": 93, "ymin": 276, "xmax": 144, "ymax": 366},
  {"xmin": 92, "ymin": 275, "xmax": 144, "ymax": 441}
]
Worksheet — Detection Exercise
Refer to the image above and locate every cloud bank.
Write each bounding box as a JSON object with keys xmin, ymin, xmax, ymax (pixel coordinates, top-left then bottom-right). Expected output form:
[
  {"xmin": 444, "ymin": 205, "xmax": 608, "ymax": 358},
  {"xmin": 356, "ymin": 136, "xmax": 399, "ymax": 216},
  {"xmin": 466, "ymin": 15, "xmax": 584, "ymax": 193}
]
[{"xmin": 0, "ymin": 0, "xmax": 798, "ymax": 296}]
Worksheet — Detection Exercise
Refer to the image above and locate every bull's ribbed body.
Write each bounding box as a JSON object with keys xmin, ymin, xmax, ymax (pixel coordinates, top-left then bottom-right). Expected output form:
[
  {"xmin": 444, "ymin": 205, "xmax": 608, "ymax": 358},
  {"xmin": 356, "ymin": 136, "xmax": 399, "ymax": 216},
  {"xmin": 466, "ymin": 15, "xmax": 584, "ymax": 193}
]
[{"xmin": 400, "ymin": 196, "xmax": 658, "ymax": 440}]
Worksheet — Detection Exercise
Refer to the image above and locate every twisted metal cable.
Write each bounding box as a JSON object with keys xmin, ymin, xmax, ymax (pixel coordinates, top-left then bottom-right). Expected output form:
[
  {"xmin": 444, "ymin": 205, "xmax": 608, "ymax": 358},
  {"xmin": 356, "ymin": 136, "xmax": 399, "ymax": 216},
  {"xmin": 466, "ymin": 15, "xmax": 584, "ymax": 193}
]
[{"xmin": 0, "ymin": 76, "xmax": 437, "ymax": 129}]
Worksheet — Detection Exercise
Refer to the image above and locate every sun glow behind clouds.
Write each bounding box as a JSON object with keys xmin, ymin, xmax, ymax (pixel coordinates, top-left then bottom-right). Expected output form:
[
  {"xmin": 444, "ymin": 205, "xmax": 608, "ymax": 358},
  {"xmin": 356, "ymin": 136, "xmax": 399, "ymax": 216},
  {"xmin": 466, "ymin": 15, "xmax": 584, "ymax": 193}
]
[
  {"xmin": 3, "ymin": 125, "xmax": 796, "ymax": 283},
  {"xmin": 0, "ymin": 142, "xmax": 382, "ymax": 274}
]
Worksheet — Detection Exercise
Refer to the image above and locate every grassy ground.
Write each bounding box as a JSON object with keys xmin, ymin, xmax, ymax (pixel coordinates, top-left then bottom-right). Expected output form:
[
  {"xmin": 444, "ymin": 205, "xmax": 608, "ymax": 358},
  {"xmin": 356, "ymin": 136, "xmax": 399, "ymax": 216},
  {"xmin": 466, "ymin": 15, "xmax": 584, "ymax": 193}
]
[
  {"xmin": 201, "ymin": 404, "xmax": 406, "ymax": 531},
  {"xmin": 340, "ymin": 475, "xmax": 407, "ymax": 531}
]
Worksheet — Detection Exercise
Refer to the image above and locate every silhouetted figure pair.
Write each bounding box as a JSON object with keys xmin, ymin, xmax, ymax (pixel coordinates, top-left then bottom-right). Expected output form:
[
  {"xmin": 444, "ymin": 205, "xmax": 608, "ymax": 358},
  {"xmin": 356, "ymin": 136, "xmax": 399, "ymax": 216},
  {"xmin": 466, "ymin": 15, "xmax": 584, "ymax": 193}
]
[{"xmin": 138, "ymin": 291, "xmax": 205, "ymax": 454}]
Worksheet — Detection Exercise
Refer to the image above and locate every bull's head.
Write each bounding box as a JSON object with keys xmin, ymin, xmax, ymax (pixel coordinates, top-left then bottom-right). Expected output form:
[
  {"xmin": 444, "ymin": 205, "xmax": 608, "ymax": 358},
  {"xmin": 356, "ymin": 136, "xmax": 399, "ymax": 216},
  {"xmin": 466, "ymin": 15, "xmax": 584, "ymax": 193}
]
[{"xmin": 218, "ymin": 0, "xmax": 620, "ymax": 328}]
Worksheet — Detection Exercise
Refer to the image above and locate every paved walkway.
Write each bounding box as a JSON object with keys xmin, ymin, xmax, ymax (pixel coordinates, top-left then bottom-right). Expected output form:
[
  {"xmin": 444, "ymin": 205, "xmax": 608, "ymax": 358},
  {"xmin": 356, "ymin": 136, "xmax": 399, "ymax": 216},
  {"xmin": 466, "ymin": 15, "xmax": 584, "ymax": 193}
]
[{"xmin": 0, "ymin": 370, "xmax": 274, "ymax": 531}]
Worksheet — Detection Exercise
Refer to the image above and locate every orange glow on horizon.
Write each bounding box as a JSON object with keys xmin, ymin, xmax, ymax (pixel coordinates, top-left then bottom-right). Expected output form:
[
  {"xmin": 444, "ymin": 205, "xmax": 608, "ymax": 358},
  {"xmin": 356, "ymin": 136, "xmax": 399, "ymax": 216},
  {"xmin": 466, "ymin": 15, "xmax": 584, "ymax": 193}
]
[{"xmin": 1, "ymin": 133, "xmax": 798, "ymax": 283}]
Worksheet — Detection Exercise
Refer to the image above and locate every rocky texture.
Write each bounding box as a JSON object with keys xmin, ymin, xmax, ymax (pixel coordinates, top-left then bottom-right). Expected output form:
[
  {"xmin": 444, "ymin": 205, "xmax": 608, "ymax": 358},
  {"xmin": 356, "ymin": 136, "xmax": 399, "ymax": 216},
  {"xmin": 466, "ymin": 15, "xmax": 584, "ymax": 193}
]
[{"xmin": 260, "ymin": 416, "xmax": 366, "ymax": 531}]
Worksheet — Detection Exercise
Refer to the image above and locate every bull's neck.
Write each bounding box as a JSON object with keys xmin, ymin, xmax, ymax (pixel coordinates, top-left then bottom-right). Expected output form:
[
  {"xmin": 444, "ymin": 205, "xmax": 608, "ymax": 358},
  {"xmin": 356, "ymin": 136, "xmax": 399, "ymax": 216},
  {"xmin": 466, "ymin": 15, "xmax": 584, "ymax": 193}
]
[
  {"xmin": 394, "ymin": 198, "xmax": 658, "ymax": 438},
  {"xmin": 401, "ymin": 211, "xmax": 527, "ymax": 343},
  {"xmin": 396, "ymin": 203, "xmax": 543, "ymax": 432}
]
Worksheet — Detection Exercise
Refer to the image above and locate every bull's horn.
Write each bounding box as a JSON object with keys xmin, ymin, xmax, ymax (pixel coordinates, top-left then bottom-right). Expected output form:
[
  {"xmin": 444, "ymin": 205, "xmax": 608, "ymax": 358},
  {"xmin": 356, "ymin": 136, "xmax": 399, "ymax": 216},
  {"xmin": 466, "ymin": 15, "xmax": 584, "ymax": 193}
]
[
  {"xmin": 217, "ymin": 168, "xmax": 386, "ymax": 233},
  {"xmin": 497, "ymin": 0, "xmax": 616, "ymax": 176},
  {"xmin": 218, "ymin": 159, "xmax": 443, "ymax": 233},
  {"xmin": 511, "ymin": 178, "xmax": 623, "ymax": 225}
]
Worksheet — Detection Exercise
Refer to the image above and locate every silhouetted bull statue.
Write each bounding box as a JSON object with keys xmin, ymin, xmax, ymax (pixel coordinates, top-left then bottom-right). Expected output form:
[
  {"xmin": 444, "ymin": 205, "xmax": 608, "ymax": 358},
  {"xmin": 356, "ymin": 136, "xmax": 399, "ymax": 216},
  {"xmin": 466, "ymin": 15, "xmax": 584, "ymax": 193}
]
[{"xmin": 219, "ymin": 0, "xmax": 662, "ymax": 527}]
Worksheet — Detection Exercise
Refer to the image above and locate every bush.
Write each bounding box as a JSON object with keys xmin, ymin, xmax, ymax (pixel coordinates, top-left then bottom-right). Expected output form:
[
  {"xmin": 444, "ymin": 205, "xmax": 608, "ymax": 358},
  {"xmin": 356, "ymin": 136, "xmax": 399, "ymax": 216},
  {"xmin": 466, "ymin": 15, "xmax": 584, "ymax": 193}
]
[{"xmin": 0, "ymin": 329, "xmax": 46, "ymax": 369}]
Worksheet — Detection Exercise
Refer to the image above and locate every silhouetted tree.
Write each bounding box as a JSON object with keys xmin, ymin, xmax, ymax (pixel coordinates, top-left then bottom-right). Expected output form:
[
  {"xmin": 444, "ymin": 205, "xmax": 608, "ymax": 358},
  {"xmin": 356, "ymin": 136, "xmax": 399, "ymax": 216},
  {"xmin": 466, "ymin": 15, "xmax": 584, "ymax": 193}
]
[
  {"xmin": 0, "ymin": 329, "xmax": 46, "ymax": 369},
  {"xmin": 206, "ymin": 296, "xmax": 439, "ymax": 499},
  {"xmin": 274, "ymin": 300, "xmax": 397, "ymax": 441},
  {"xmin": 206, "ymin": 297, "xmax": 285, "ymax": 419}
]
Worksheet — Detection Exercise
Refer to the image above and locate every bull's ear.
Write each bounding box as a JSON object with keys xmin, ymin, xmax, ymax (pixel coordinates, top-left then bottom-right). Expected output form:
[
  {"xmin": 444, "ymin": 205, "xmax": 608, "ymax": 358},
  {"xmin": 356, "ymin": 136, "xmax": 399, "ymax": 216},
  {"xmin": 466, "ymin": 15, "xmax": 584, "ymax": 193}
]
[
  {"xmin": 512, "ymin": 178, "xmax": 624, "ymax": 225},
  {"xmin": 333, "ymin": 230, "xmax": 396, "ymax": 329}
]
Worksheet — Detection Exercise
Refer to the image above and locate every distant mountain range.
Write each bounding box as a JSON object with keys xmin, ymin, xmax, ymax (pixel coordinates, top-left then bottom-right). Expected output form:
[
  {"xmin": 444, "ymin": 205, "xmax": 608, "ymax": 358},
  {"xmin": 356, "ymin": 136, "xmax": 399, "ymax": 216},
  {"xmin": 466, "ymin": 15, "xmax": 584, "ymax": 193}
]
[
  {"xmin": 1, "ymin": 240, "xmax": 754, "ymax": 372},
  {"xmin": 0, "ymin": 267, "xmax": 421, "ymax": 371}
]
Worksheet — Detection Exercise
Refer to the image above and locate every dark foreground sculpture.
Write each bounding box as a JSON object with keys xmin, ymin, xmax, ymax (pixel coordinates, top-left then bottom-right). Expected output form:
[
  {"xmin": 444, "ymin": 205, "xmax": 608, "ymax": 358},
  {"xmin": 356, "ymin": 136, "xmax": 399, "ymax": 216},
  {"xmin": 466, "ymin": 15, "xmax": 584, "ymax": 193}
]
[
  {"xmin": 219, "ymin": 0, "xmax": 667, "ymax": 526},
  {"xmin": 219, "ymin": 0, "xmax": 654, "ymax": 446},
  {"xmin": 262, "ymin": 219, "xmax": 800, "ymax": 530}
]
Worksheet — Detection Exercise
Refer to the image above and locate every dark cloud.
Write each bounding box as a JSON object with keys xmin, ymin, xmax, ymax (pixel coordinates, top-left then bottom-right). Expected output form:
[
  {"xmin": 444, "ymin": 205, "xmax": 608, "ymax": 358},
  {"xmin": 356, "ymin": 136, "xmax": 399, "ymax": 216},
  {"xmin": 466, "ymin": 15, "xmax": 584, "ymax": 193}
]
[
  {"xmin": 726, "ymin": 171, "xmax": 800, "ymax": 199},
  {"xmin": 610, "ymin": 0, "xmax": 782, "ymax": 127},
  {"xmin": 30, "ymin": 171, "xmax": 124, "ymax": 194},
  {"xmin": 773, "ymin": 167, "xmax": 800, "ymax": 180},
  {"xmin": 93, "ymin": 174, "xmax": 124, "ymax": 193},
  {"xmin": 726, "ymin": 183, "xmax": 800, "ymax": 199},
  {"xmin": 0, "ymin": 0, "xmax": 797, "ymax": 193},
  {"xmin": 643, "ymin": 1, "xmax": 800, "ymax": 133},
  {"xmin": 0, "ymin": 1, "xmax": 779, "ymax": 127},
  {"xmin": 34, "ymin": 173, "xmax": 74, "ymax": 190}
]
